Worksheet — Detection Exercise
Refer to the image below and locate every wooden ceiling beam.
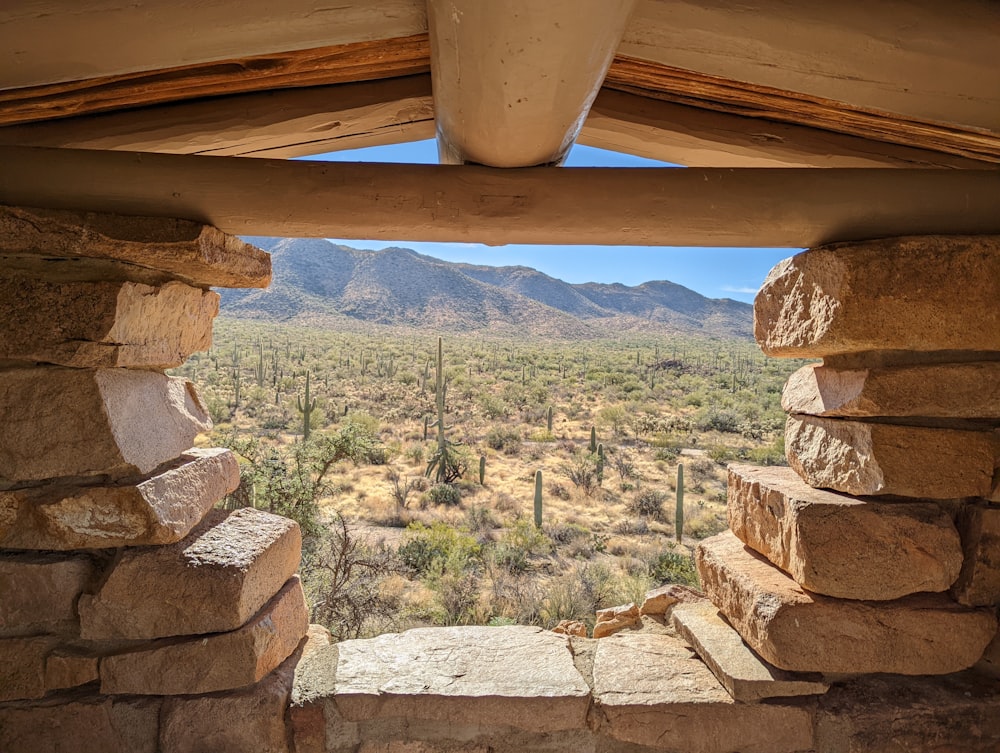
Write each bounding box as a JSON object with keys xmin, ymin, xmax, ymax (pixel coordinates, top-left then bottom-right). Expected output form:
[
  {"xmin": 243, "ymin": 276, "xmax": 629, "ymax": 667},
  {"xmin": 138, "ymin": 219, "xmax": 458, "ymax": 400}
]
[
  {"xmin": 426, "ymin": 0, "xmax": 636, "ymax": 167},
  {"xmin": 0, "ymin": 76, "xmax": 435, "ymax": 159},
  {"xmin": 2, "ymin": 146, "xmax": 998, "ymax": 247},
  {"xmin": 2, "ymin": 76, "xmax": 991, "ymax": 169},
  {"xmin": 582, "ymin": 91, "xmax": 995, "ymax": 169},
  {"xmin": 603, "ymin": 57, "xmax": 1000, "ymax": 164},
  {"xmin": 0, "ymin": 0, "xmax": 427, "ymax": 90}
]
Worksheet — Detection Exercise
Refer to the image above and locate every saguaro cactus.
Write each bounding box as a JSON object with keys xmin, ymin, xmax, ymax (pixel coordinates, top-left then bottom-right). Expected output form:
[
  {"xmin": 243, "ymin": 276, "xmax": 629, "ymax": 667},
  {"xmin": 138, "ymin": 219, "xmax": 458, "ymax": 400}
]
[
  {"xmin": 596, "ymin": 443, "xmax": 605, "ymax": 486},
  {"xmin": 534, "ymin": 470, "xmax": 543, "ymax": 528},
  {"xmin": 546, "ymin": 406, "xmax": 553, "ymax": 433},
  {"xmin": 297, "ymin": 371, "xmax": 316, "ymax": 440},
  {"xmin": 675, "ymin": 463, "xmax": 685, "ymax": 544},
  {"xmin": 426, "ymin": 337, "xmax": 463, "ymax": 483},
  {"xmin": 589, "ymin": 426, "xmax": 597, "ymax": 453},
  {"xmin": 479, "ymin": 455, "xmax": 486, "ymax": 485}
]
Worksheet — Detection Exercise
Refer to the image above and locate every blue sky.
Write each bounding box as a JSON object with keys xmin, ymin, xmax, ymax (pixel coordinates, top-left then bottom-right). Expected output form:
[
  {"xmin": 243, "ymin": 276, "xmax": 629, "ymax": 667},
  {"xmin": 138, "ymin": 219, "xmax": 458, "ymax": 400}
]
[{"xmin": 308, "ymin": 140, "xmax": 795, "ymax": 303}]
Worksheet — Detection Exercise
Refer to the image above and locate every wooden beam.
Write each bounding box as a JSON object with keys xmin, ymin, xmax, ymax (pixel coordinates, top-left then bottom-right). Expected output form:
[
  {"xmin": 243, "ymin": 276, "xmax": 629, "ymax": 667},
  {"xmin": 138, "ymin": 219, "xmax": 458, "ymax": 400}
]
[
  {"xmin": 618, "ymin": 0, "xmax": 1000, "ymax": 135},
  {"xmin": 0, "ymin": 77, "xmax": 435, "ymax": 159},
  {"xmin": 0, "ymin": 0, "xmax": 427, "ymax": 90},
  {"xmin": 604, "ymin": 57, "xmax": 1000, "ymax": 164},
  {"xmin": 0, "ymin": 35, "xmax": 430, "ymax": 127},
  {"xmin": 4, "ymin": 76, "xmax": 992, "ymax": 169},
  {"xmin": 1, "ymin": 146, "xmax": 998, "ymax": 247},
  {"xmin": 426, "ymin": 0, "xmax": 636, "ymax": 167},
  {"xmin": 581, "ymin": 91, "xmax": 996, "ymax": 169}
]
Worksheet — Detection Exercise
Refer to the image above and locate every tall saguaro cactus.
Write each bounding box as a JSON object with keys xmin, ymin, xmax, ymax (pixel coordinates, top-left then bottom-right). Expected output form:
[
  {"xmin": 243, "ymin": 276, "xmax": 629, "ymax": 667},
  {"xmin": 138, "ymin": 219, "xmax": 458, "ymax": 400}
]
[
  {"xmin": 534, "ymin": 470, "xmax": 543, "ymax": 528},
  {"xmin": 675, "ymin": 463, "xmax": 685, "ymax": 544},
  {"xmin": 426, "ymin": 337, "xmax": 463, "ymax": 483},
  {"xmin": 297, "ymin": 371, "xmax": 316, "ymax": 440}
]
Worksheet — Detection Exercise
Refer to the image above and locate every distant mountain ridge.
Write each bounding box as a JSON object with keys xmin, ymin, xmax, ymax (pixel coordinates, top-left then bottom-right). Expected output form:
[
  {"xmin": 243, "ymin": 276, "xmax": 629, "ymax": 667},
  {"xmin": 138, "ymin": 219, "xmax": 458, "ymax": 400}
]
[{"xmin": 219, "ymin": 238, "xmax": 753, "ymax": 339}]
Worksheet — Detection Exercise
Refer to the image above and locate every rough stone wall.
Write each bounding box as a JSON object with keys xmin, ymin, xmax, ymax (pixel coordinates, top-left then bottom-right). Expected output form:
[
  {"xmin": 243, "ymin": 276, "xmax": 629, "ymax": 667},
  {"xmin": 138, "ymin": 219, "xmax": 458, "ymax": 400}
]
[{"xmin": 0, "ymin": 206, "xmax": 311, "ymax": 752}]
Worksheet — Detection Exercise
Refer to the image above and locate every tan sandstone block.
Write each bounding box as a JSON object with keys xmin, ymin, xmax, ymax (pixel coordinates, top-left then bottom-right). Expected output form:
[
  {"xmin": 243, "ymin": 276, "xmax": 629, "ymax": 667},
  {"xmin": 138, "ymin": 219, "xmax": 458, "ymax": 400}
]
[
  {"xmin": 332, "ymin": 625, "xmax": 590, "ymax": 732},
  {"xmin": 755, "ymin": 236, "xmax": 1000, "ymax": 357},
  {"xmin": 0, "ymin": 204, "xmax": 271, "ymax": 288},
  {"xmin": 952, "ymin": 503, "xmax": 1000, "ymax": 607},
  {"xmin": 0, "ymin": 551, "xmax": 97, "ymax": 636},
  {"xmin": 592, "ymin": 602, "xmax": 640, "ymax": 638},
  {"xmin": 0, "ymin": 690, "xmax": 161, "ymax": 753},
  {"xmin": 0, "ymin": 367, "xmax": 211, "ymax": 483},
  {"xmin": 591, "ymin": 632, "xmax": 814, "ymax": 753},
  {"xmin": 0, "ymin": 447, "xmax": 239, "ymax": 549},
  {"xmin": 551, "ymin": 620, "xmax": 588, "ymax": 637},
  {"xmin": 639, "ymin": 583, "xmax": 706, "ymax": 616},
  {"xmin": 159, "ymin": 650, "xmax": 300, "ymax": 753},
  {"xmin": 672, "ymin": 601, "xmax": 828, "ymax": 702},
  {"xmin": 785, "ymin": 414, "xmax": 997, "ymax": 499},
  {"xmin": 727, "ymin": 464, "xmax": 962, "ymax": 599},
  {"xmin": 696, "ymin": 531, "xmax": 997, "ymax": 675},
  {"xmin": 0, "ymin": 276, "xmax": 218, "ymax": 368},
  {"xmin": 78, "ymin": 508, "xmax": 300, "ymax": 640},
  {"xmin": 101, "ymin": 575, "xmax": 308, "ymax": 695},
  {"xmin": 783, "ymin": 361, "xmax": 1000, "ymax": 419}
]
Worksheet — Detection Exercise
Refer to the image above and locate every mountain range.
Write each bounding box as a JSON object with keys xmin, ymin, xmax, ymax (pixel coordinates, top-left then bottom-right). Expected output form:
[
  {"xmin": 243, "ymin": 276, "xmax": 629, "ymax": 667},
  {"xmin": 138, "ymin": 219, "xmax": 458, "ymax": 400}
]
[{"xmin": 219, "ymin": 238, "xmax": 753, "ymax": 340}]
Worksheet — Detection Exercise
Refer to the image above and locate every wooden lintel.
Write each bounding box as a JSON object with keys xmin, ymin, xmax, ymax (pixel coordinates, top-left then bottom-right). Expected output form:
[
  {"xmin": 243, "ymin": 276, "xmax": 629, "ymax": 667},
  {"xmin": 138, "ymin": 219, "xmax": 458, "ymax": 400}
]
[{"xmin": 1, "ymin": 147, "xmax": 998, "ymax": 248}]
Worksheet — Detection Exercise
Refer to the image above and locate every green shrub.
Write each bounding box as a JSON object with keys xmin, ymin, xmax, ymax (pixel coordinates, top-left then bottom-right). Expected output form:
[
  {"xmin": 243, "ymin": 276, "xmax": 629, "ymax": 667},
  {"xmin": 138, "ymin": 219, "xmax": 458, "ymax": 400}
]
[
  {"xmin": 398, "ymin": 522, "xmax": 480, "ymax": 576},
  {"xmin": 648, "ymin": 549, "xmax": 699, "ymax": 587},
  {"xmin": 484, "ymin": 426, "xmax": 521, "ymax": 454},
  {"xmin": 628, "ymin": 489, "xmax": 668, "ymax": 521},
  {"xmin": 425, "ymin": 483, "xmax": 462, "ymax": 507},
  {"xmin": 502, "ymin": 519, "xmax": 552, "ymax": 556}
]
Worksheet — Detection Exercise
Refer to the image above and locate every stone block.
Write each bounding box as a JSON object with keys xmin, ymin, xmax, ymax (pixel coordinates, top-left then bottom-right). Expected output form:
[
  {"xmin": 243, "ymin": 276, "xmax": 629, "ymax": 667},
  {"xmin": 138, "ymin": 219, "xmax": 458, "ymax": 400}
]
[
  {"xmin": 101, "ymin": 575, "xmax": 308, "ymax": 695},
  {"xmin": 159, "ymin": 650, "xmax": 298, "ymax": 753},
  {"xmin": 79, "ymin": 508, "xmax": 300, "ymax": 640},
  {"xmin": 0, "ymin": 447, "xmax": 239, "ymax": 549},
  {"xmin": 952, "ymin": 503, "xmax": 1000, "ymax": 606},
  {"xmin": 0, "ymin": 690, "xmax": 161, "ymax": 753},
  {"xmin": 696, "ymin": 531, "xmax": 997, "ymax": 675},
  {"xmin": 639, "ymin": 583, "xmax": 706, "ymax": 615},
  {"xmin": 755, "ymin": 235, "xmax": 1000, "ymax": 357},
  {"xmin": 0, "ymin": 636, "xmax": 59, "ymax": 701},
  {"xmin": 785, "ymin": 414, "xmax": 997, "ymax": 499},
  {"xmin": 0, "ymin": 367, "xmax": 211, "ymax": 483},
  {"xmin": 0, "ymin": 275, "xmax": 218, "ymax": 368},
  {"xmin": 0, "ymin": 551, "xmax": 97, "ymax": 636},
  {"xmin": 332, "ymin": 626, "xmax": 590, "ymax": 732},
  {"xmin": 45, "ymin": 648, "xmax": 100, "ymax": 690},
  {"xmin": 783, "ymin": 361, "xmax": 1000, "ymax": 419},
  {"xmin": 591, "ymin": 632, "xmax": 814, "ymax": 753},
  {"xmin": 0, "ymin": 204, "xmax": 271, "ymax": 288},
  {"xmin": 672, "ymin": 602, "xmax": 828, "ymax": 702},
  {"xmin": 727, "ymin": 464, "xmax": 962, "ymax": 599},
  {"xmin": 814, "ymin": 672, "xmax": 1000, "ymax": 753},
  {"xmin": 593, "ymin": 602, "xmax": 640, "ymax": 638},
  {"xmin": 551, "ymin": 620, "xmax": 588, "ymax": 637}
]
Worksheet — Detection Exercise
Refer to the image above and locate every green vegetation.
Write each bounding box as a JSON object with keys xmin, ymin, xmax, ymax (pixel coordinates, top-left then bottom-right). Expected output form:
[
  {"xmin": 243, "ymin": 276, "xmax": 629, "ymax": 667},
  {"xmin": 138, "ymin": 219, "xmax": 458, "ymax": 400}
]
[{"xmin": 176, "ymin": 318, "xmax": 801, "ymax": 639}]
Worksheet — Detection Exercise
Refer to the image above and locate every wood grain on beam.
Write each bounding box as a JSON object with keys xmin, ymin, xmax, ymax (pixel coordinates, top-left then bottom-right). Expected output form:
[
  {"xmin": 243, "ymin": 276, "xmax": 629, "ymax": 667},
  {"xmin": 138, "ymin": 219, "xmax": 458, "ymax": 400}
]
[
  {"xmin": 582, "ymin": 91, "xmax": 995, "ymax": 169},
  {"xmin": 0, "ymin": 35, "xmax": 430, "ymax": 127},
  {"xmin": 427, "ymin": 0, "xmax": 635, "ymax": 167},
  {"xmin": 0, "ymin": 0, "xmax": 427, "ymax": 90},
  {"xmin": 2, "ymin": 146, "xmax": 998, "ymax": 247},
  {"xmin": 4, "ymin": 76, "xmax": 991, "ymax": 169},
  {"xmin": 619, "ymin": 0, "xmax": 1000, "ymax": 136},
  {"xmin": 0, "ymin": 77, "xmax": 435, "ymax": 159},
  {"xmin": 603, "ymin": 57, "xmax": 1000, "ymax": 163}
]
